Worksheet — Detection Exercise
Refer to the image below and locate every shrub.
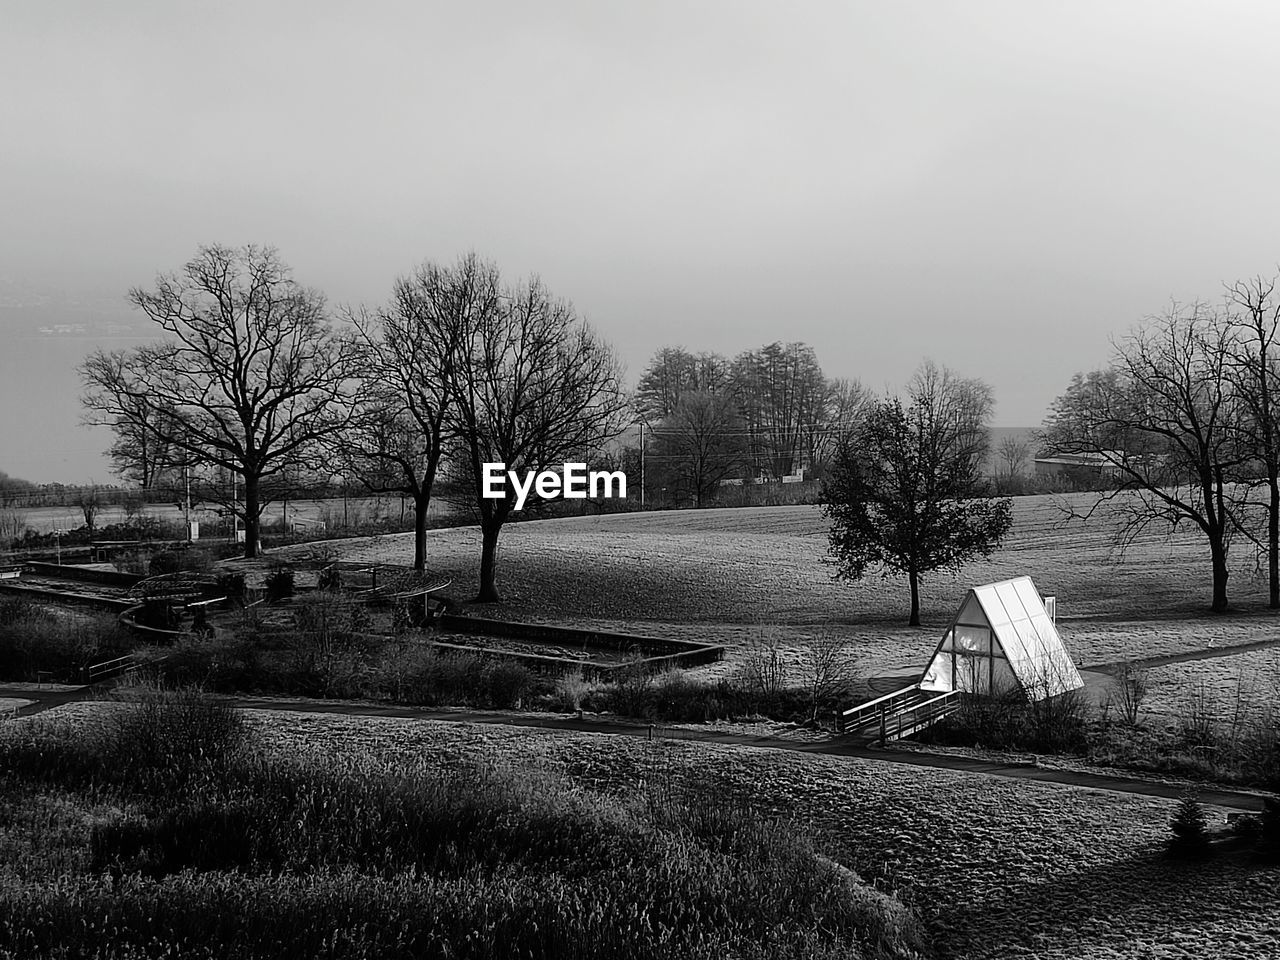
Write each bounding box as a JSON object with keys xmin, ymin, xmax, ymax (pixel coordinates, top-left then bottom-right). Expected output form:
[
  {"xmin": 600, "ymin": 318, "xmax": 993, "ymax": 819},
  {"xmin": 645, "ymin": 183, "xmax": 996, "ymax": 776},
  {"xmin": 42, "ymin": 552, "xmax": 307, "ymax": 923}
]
[
  {"xmin": 481, "ymin": 660, "xmax": 534, "ymax": 708},
  {"xmin": 216, "ymin": 572, "xmax": 247, "ymax": 603},
  {"xmin": 1255, "ymin": 798, "xmax": 1280, "ymax": 864},
  {"xmin": 264, "ymin": 565, "xmax": 295, "ymax": 603},
  {"xmin": 1167, "ymin": 794, "xmax": 1211, "ymax": 860},
  {"xmin": 0, "ymin": 606, "xmax": 126, "ymax": 682},
  {"xmin": 553, "ymin": 668, "xmax": 594, "ymax": 712},
  {"xmin": 0, "ymin": 685, "xmax": 244, "ymax": 794},
  {"xmin": 1109, "ymin": 661, "xmax": 1149, "ymax": 727}
]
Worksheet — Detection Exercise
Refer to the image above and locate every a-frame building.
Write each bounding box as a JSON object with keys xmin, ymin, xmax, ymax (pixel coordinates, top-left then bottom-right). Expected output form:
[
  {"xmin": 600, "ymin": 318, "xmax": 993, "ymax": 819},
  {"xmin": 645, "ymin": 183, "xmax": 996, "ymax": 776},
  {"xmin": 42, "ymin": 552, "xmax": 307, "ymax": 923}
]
[{"xmin": 918, "ymin": 576, "xmax": 1083, "ymax": 701}]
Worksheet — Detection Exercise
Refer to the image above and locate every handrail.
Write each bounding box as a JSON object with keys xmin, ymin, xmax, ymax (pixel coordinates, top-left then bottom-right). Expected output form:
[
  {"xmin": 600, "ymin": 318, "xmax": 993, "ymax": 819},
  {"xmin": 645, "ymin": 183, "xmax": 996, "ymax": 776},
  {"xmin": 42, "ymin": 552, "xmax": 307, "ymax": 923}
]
[
  {"xmin": 85, "ymin": 654, "xmax": 136, "ymax": 684},
  {"xmin": 886, "ymin": 690, "xmax": 962, "ymax": 741},
  {"xmin": 839, "ymin": 682, "xmax": 920, "ymax": 722}
]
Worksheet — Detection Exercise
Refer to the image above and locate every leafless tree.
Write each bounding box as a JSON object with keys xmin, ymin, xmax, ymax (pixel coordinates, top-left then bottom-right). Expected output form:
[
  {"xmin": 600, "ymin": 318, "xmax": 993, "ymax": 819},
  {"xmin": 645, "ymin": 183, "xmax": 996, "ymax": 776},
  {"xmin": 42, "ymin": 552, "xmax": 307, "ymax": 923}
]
[
  {"xmin": 76, "ymin": 485, "xmax": 102, "ymax": 540},
  {"xmin": 634, "ymin": 346, "xmax": 730, "ymax": 421},
  {"xmin": 1109, "ymin": 661, "xmax": 1149, "ymax": 726},
  {"xmin": 649, "ymin": 390, "xmax": 746, "ymax": 507},
  {"xmin": 344, "ymin": 256, "xmax": 487, "ymax": 570},
  {"xmin": 812, "ymin": 376, "xmax": 870, "ymax": 469},
  {"xmin": 1225, "ymin": 273, "xmax": 1280, "ymax": 608},
  {"xmin": 801, "ymin": 630, "xmax": 859, "ymax": 722},
  {"xmin": 449, "ymin": 268, "xmax": 627, "ymax": 602},
  {"xmin": 1044, "ymin": 302, "xmax": 1247, "ymax": 612},
  {"xmin": 79, "ymin": 245, "xmax": 361, "ymax": 558},
  {"xmin": 732, "ymin": 341, "xmax": 828, "ymax": 478},
  {"xmin": 997, "ymin": 435, "xmax": 1031, "ymax": 478},
  {"xmin": 102, "ymin": 399, "xmax": 187, "ymax": 491}
]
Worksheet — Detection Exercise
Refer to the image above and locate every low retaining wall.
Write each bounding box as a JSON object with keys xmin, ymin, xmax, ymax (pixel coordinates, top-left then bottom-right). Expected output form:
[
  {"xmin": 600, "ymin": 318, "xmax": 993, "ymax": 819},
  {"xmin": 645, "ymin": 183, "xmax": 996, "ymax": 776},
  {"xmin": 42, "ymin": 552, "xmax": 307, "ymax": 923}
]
[
  {"xmin": 0, "ymin": 581, "xmax": 134, "ymax": 611},
  {"xmin": 25, "ymin": 562, "xmax": 144, "ymax": 588},
  {"xmin": 437, "ymin": 614, "xmax": 723, "ymax": 669}
]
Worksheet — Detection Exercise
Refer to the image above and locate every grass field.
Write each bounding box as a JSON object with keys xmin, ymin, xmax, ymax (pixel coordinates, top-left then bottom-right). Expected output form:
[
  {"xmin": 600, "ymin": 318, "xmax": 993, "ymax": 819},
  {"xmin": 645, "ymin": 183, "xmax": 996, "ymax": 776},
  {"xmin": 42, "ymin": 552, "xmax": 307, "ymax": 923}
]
[
  {"xmin": 281, "ymin": 493, "xmax": 1280, "ymax": 679},
  {"xmin": 1141, "ymin": 646, "xmax": 1280, "ymax": 725},
  {"xmin": 223, "ymin": 706, "xmax": 1280, "ymax": 960}
]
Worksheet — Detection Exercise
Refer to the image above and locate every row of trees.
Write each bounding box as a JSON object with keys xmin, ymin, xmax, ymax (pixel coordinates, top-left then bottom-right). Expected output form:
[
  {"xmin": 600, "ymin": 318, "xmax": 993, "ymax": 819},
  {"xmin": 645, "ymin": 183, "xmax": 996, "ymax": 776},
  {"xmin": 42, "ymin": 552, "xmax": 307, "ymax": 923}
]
[
  {"xmin": 635, "ymin": 343, "xmax": 868, "ymax": 505},
  {"xmin": 1044, "ymin": 275, "xmax": 1280, "ymax": 612},
  {"xmin": 80, "ymin": 246, "xmax": 626, "ymax": 601}
]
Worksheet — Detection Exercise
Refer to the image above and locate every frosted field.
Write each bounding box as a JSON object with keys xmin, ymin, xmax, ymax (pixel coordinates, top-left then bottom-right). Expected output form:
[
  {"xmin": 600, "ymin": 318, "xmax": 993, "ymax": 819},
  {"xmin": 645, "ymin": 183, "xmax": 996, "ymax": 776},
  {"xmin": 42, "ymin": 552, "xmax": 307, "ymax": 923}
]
[
  {"xmin": 228, "ymin": 707, "xmax": 1280, "ymax": 960},
  {"xmin": 278, "ymin": 493, "xmax": 1280, "ymax": 678}
]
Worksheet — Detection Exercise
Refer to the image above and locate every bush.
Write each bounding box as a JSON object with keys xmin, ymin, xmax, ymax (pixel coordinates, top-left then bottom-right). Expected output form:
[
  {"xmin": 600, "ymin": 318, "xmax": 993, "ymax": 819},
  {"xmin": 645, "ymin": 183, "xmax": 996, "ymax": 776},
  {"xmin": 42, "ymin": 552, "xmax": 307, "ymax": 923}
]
[
  {"xmin": 216, "ymin": 572, "xmax": 247, "ymax": 603},
  {"xmin": 0, "ymin": 605, "xmax": 127, "ymax": 683},
  {"xmin": 1255, "ymin": 798, "xmax": 1280, "ymax": 864},
  {"xmin": 481, "ymin": 660, "xmax": 534, "ymax": 708},
  {"xmin": 1167, "ymin": 794, "xmax": 1212, "ymax": 860},
  {"xmin": 922, "ymin": 688, "xmax": 1087, "ymax": 754},
  {"xmin": 0, "ymin": 685, "xmax": 244, "ymax": 794},
  {"xmin": 264, "ymin": 565, "xmax": 295, "ymax": 603}
]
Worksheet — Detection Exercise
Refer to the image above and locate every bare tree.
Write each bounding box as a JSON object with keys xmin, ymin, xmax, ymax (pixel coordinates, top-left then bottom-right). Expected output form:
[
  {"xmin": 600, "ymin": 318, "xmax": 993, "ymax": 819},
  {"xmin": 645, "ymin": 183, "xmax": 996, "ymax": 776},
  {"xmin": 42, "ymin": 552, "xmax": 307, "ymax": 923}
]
[
  {"xmin": 1225, "ymin": 273, "xmax": 1280, "ymax": 608},
  {"xmin": 449, "ymin": 268, "xmax": 627, "ymax": 602},
  {"xmin": 79, "ymin": 245, "xmax": 361, "ymax": 558},
  {"xmin": 732, "ymin": 341, "xmax": 828, "ymax": 478},
  {"xmin": 1044, "ymin": 303, "xmax": 1247, "ymax": 612},
  {"xmin": 812, "ymin": 376, "xmax": 869, "ymax": 470},
  {"xmin": 76, "ymin": 484, "xmax": 102, "ymax": 540},
  {"xmin": 801, "ymin": 630, "xmax": 859, "ymax": 722},
  {"xmin": 649, "ymin": 390, "xmax": 746, "ymax": 506},
  {"xmin": 634, "ymin": 346, "xmax": 729, "ymax": 421},
  {"xmin": 997, "ymin": 435, "xmax": 1031, "ymax": 478},
  {"xmin": 1109, "ymin": 661, "xmax": 1149, "ymax": 727},
  {"xmin": 344, "ymin": 257, "xmax": 485, "ymax": 571}
]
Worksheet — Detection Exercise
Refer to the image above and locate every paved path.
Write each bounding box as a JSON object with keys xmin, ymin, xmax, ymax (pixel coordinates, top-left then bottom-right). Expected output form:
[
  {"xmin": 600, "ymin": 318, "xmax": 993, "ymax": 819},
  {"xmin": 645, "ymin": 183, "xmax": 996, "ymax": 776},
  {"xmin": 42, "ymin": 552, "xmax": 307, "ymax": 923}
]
[
  {"xmin": 0, "ymin": 683, "xmax": 93, "ymax": 718},
  {"xmin": 3, "ymin": 647, "xmax": 1276, "ymax": 812},
  {"xmin": 221, "ymin": 695, "xmax": 1275, "ymax": 811},
  {"xmin": 1085, "ymin": 635, "xmax": 1280, "ymax": 674}
]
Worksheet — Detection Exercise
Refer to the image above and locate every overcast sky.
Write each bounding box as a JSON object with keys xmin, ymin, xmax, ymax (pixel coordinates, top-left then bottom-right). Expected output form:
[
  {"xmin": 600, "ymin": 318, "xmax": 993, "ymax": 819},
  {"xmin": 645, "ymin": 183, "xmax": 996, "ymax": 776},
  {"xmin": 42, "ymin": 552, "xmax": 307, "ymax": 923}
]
[{"xmin": 5, "ymin": 1, "xmax": 1280, "ymax": 482}]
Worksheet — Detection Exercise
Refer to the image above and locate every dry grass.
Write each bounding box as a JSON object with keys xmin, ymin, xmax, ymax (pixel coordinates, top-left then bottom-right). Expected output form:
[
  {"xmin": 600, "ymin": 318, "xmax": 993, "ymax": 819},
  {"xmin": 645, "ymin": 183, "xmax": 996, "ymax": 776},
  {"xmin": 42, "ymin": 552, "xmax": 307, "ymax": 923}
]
[
  {"xmin": 190, "ymin": 706, "xmax": 1280, "ymax": 960},
  {"xmin": 277, "ymin": 493, "xmax": 1280, "ymax": 678},
  {"xmin": 1142, "ymin": 646, "xmax": 1280, "ymax": 725}
]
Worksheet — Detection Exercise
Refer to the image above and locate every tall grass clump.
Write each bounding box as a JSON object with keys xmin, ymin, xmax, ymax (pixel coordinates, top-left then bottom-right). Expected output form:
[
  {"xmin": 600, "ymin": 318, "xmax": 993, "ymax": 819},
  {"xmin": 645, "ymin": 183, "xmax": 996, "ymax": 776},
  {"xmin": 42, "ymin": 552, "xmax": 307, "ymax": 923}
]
[
  {"xmin": 0, "ymin": 599, "xmax": 127, "ymax": 683},
  {"xmin": 0, "ymin": 684, "xmax": 244, "ymax": 795}
]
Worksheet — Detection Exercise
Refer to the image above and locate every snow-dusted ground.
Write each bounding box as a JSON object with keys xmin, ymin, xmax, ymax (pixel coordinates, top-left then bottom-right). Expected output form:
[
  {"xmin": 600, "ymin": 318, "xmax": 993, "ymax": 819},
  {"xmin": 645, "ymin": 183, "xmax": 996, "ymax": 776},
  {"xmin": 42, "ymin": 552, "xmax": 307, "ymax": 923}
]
[{"xmin": 218, "ymin": 707, "xmax": 1280, "ymax": 960}]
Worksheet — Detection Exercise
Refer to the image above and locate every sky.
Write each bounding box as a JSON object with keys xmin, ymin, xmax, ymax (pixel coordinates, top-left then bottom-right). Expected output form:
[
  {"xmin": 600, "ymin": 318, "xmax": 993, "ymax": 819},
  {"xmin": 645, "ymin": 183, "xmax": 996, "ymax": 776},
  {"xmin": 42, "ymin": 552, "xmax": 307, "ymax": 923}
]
[{"xmin": 5, "ymin": 1, "xmax": 1280, "ymax": 483}]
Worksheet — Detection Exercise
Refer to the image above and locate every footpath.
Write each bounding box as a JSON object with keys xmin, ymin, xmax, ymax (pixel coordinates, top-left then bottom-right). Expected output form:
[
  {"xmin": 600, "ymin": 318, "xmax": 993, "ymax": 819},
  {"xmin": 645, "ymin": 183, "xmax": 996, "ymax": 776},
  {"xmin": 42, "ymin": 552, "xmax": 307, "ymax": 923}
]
[{"xmin": 2, "ymin": 683, "xmax": 1269, "ymax": 812}]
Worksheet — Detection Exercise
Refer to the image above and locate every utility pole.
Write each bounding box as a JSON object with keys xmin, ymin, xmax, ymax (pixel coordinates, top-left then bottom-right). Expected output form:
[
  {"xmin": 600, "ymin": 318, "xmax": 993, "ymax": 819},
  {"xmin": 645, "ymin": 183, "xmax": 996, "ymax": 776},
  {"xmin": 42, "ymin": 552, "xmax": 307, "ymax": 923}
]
[
  {"xmin": 639, "ymin": 421, "xmax": 646, "ymax": 508},
  {"xmin": 183, "ymin": 462, "xmax": 191, "ymax": 541}
]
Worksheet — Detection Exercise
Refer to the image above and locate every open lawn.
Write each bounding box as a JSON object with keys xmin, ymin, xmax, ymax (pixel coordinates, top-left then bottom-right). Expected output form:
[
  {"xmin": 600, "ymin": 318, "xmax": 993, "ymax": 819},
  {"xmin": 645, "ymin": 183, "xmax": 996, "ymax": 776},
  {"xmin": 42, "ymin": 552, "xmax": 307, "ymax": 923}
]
[
  {"xmin": 214, "ymin": 706, "xmax": 1280, "ymax": 960},
  {"xmin": 277, "ymin": 493, "xmax": 1280, "ymax": 678},
  {"xmin": 1141, "ymin": 646, "xmax": 1280, "ymax": 725}
]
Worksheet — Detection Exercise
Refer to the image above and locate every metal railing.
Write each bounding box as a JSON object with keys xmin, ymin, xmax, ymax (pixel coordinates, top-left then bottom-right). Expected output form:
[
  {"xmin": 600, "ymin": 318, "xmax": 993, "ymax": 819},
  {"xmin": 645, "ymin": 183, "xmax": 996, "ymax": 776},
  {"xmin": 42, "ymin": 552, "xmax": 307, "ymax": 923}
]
[
  {"xmin": 838, "ymin": 683, "xmax": 920, "ymax": 733},
  {"xmin": 84, "ymin": 655, "xmax": 137, "ymax": 685},
  {"xmin": 879, "ymin": 690, "xmax": 961, "ymax": 742}
]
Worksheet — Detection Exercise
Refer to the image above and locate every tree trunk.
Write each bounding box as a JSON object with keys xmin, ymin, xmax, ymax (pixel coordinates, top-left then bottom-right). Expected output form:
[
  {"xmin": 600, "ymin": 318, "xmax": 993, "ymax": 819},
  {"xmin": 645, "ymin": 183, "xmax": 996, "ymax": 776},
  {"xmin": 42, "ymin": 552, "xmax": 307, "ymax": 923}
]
[
  {"xmin": 476, "ymin": 520, "xmax": 502, "ymax": 602},
  {"xmin": 1270, "ymin": 475, "xmax": 1279, "ymax": 609},
  {"xmin": 908, "ymin": 568, "xmax": 921, "ymax": 627},
  {"xmin": 1210, "ymin": 536, "xmax": 1229, "ymax": 613},
  {"xmin": 243, "ymin": 472, "xmax": 260, "ymax": 559},
  {"xmin": 413, "ymin": 490, "xmax": 430, "ymax": 573}
]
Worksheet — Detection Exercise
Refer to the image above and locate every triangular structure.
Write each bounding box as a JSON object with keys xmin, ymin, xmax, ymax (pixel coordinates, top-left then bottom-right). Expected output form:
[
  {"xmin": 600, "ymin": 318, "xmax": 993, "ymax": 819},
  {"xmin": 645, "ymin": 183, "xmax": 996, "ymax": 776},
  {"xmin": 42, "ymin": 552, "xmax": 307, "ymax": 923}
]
[{"xmin": 918, "ymin": 576, "xmax": 1083, "ymax": 701}]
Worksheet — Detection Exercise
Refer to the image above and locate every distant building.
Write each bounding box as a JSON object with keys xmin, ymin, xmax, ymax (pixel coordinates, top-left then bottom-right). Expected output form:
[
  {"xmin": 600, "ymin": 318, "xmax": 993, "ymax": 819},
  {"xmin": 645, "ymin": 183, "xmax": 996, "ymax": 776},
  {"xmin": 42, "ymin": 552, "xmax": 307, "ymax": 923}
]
[{"xmin": 1032, "ymin": 451, "xmax": 1125, "ymax": 482}]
